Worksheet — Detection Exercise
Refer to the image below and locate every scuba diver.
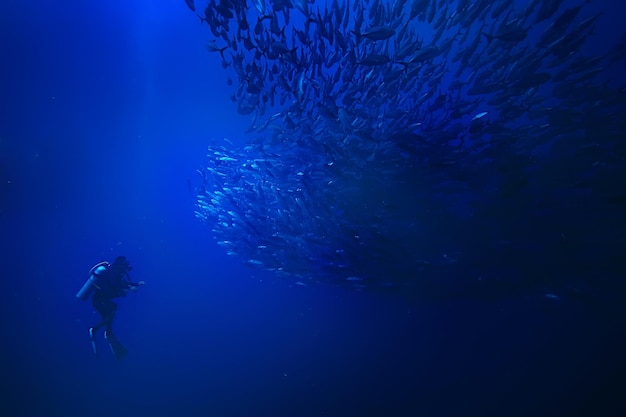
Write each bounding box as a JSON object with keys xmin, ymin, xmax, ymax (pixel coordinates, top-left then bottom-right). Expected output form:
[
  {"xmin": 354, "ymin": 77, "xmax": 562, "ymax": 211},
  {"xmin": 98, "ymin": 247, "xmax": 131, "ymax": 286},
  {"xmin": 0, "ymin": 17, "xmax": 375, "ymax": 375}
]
[{"xmin": 76, "ymin": 256, "xmax": 145, "ymax": 359}]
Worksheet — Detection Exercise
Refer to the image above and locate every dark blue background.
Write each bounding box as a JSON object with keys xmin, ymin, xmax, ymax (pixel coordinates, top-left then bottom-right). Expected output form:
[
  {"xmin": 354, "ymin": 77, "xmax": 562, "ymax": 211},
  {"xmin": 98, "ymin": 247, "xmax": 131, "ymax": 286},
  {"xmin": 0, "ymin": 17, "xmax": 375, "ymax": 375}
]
[{"xmin": 1, "ymin": 1, "xmax": 625, "ymax": 416}]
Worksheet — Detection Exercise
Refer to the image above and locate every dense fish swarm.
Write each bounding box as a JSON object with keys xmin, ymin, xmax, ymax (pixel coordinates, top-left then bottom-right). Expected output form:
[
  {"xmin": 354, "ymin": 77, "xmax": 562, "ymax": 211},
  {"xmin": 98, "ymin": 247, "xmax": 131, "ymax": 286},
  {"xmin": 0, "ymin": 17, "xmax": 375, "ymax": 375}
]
[{"xmin": 190, "ymin": 0, "xmax": 626, "ymax": 292}]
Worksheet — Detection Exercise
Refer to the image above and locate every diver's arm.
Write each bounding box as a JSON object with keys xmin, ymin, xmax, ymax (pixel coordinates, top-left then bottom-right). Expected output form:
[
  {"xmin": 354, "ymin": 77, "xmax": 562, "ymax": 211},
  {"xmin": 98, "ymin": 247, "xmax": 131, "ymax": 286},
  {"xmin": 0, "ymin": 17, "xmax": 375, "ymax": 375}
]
[
  {"xmin": 121, "ymin": 274, "xmax": 145, "ymax": 290},
  {"xmin": 128, "ymin": 281, "xmax": 146, "ymax": 291}
]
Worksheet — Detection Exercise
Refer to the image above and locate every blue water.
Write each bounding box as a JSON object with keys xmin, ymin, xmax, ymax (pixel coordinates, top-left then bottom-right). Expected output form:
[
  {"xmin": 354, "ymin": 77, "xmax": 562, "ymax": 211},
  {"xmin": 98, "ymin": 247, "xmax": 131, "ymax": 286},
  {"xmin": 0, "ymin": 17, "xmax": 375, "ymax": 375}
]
[{"xmin": 1, "ymin": 0, "xmax": 625, "ymax": 416}]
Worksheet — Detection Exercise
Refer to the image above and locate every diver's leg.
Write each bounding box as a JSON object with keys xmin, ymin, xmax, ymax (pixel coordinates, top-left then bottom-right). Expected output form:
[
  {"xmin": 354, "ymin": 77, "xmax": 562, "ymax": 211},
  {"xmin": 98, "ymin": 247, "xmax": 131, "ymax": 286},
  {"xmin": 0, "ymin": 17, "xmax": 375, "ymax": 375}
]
[
  {"xmin": 104, "ymin": 316, "xmax": 114, "ymax": 337},
  {"xmin": 104, "ymin": 303, "xmax": 126, "ymax": 359},
  {"xmin": 91, "ymin": 295, "xmax": 109, "ymax": 334},
  {"xmin": 89, "ymin": 300, "xmax": 114, "ymax": 357},
  {"xmin": 103, "ymin": 302, "xmax": 117, "ymax": 338},
  {"xmin": 89, "ymin": 316, "xmax": 106, "ymax": 358},
  {"xmin": 91, "ymin": 318, "xmax": 105, "ymax": 333}
]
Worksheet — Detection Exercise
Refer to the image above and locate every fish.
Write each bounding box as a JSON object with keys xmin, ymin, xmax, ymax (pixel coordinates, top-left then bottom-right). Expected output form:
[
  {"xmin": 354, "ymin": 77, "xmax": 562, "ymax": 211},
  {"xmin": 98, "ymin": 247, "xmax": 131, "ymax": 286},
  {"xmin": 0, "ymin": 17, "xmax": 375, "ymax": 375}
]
[
  {"xmin": 357, "ymin": 54, "xmax": 391, "ymax": 66},
  {"xmin": 351, "ymin": 26, "xmax": 396, "ymax": 42},
  {"xmin": 206, "ymin": 40, "xmax": 227, "ymax": 59},
  {"xmin": 535, "ymin": 0, "xmax": 566, "ymax": 24},
  {"xmin": 251, "ymin": 0, "xmax": 266, "ymax": 15},
  {"xmin": 293, "ymin": 0, "xmax": 309, "ymax": 16},
  {"xmin": 482, "ymin": 26, "xmax": 528, "ymax": 44},
  {"xmin": 406, "ymin": 45, "xmax": 440, "ymax": 64}
]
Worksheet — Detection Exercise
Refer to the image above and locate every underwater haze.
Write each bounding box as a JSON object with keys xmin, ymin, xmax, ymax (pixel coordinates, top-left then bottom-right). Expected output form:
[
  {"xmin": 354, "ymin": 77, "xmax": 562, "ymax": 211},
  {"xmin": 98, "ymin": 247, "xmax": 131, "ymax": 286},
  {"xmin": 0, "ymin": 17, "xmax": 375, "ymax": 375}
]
[{"xmin": 1, "ymin": 0, "xmax": 625, "ymax": 416}]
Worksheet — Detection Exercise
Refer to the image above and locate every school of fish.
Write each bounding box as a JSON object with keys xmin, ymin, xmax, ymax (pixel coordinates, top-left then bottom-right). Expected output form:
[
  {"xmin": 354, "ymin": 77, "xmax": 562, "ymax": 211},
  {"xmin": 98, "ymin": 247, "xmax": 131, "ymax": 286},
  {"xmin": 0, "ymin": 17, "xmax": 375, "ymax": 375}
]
[{"xmin": 188, "ymin": 0, "xmax": 626, "ymax": 292}]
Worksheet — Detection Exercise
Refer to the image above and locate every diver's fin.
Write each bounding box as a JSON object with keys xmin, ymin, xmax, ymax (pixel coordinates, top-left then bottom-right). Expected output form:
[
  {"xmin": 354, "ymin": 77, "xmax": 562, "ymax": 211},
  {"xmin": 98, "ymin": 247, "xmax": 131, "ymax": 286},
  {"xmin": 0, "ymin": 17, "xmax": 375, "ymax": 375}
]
[
  {"xmin": 105, "ymin": 332, "xmax": 128, "ymax": 360},
  {"xmin": 89, "ymin": 328, "xmax": 98, "ymax": 359}
]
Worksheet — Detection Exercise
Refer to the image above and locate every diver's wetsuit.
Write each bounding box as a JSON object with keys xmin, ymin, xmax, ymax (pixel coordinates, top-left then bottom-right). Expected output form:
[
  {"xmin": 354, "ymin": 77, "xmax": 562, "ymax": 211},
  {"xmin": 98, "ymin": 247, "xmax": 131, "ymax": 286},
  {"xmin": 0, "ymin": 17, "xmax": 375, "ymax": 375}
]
[
  {"xmin": 91, "ymin": 290, "xmax": 118, "ymax": 334},
  {"xmin": 90, "ymin": 269, "xmax": 138, "ymax": 334}
]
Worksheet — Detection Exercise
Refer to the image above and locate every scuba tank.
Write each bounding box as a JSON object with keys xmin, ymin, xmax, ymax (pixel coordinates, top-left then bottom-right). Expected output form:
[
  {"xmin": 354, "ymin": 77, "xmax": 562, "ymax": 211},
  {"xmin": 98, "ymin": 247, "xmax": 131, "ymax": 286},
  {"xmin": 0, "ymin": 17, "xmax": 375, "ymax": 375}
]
[{"xmin": 76, "ymin": 261, "xmax": 110, "ymax": 300}]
